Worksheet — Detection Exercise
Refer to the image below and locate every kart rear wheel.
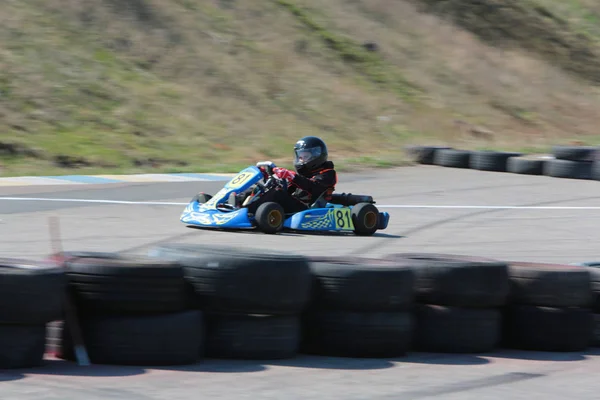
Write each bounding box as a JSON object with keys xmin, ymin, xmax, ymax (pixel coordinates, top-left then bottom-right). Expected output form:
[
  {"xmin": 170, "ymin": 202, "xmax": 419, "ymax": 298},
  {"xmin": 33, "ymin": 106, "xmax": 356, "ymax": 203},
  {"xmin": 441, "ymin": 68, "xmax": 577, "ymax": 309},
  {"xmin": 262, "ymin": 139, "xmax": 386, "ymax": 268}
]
[
  {"xmin": 352, "ymin": 203, "xmax": 379, "ymax": 236},
  {"xmin": 255, "ymin": 202, "xmax": 285, "ymax": 234}
]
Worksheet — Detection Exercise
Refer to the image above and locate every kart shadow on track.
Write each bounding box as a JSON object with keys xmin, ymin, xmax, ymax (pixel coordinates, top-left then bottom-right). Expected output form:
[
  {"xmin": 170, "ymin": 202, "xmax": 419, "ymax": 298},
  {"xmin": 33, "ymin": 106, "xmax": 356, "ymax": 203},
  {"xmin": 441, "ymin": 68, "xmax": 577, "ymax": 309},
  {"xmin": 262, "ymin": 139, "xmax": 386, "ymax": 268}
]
[{"xmin": 185, "ymin": 225, "xmax": 404, "ymax": 239}]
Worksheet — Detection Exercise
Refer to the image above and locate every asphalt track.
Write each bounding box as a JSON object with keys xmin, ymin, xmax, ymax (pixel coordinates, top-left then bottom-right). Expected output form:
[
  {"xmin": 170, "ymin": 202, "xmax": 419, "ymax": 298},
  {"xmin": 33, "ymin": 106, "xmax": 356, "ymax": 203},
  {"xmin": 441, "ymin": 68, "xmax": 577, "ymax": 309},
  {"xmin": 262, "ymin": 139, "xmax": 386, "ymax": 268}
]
[{"xmin": 2, "ymin": 165, "xmax": 600, "ymax": 399}]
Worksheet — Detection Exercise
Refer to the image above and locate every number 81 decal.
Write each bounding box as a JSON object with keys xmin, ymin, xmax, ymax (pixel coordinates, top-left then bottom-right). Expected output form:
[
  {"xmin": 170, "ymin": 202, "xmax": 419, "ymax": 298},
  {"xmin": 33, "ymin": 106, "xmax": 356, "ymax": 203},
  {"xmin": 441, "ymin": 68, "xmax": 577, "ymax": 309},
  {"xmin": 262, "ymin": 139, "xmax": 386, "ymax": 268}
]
[{"xmin": 332, "ymin": 208, "xmax": 353, "ymax": 230}]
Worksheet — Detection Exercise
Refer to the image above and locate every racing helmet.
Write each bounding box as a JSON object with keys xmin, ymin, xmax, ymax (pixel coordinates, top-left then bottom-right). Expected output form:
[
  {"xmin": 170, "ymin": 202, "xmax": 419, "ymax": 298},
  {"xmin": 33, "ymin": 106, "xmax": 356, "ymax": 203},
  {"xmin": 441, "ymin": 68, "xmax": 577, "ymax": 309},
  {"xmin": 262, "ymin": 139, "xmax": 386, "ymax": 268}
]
[{"xmin": 293, "ymin": 136, "xmax": 328, "ymax": 175}]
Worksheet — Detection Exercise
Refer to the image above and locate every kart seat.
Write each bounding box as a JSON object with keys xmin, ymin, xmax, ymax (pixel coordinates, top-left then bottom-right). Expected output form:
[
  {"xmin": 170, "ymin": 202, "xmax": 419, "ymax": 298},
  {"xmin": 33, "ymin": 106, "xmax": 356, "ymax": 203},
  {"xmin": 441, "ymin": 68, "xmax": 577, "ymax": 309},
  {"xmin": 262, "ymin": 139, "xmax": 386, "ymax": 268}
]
[{"xmin": 329, "ymin": 192, "xmax": 375, "ymax": 206}]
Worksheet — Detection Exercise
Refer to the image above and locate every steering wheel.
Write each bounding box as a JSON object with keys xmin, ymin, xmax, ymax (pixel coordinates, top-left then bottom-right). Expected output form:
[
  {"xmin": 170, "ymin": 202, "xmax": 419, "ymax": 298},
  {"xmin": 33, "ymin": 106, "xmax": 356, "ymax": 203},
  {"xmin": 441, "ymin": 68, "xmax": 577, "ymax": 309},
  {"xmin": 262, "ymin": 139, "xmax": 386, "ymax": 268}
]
[{"xmin": 260, "ymin": 164, "xmax": 288, "ymax": 192}]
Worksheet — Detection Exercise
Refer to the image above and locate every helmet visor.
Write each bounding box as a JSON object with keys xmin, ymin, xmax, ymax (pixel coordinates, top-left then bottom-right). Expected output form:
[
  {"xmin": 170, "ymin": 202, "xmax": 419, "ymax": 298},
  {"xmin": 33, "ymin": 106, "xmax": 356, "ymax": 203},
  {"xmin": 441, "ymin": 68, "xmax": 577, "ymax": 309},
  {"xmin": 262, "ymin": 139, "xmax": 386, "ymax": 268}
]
[{"xmin": 294, "ymin": 146, "xmax": 322, "ymax": 165}]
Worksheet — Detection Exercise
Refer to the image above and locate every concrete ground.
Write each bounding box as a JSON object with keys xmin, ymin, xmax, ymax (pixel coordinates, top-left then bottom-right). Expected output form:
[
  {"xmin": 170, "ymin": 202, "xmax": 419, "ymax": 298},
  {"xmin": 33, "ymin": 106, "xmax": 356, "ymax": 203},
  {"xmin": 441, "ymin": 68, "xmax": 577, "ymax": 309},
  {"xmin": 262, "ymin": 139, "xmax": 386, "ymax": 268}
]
[{"xmin": 1, "ymin": 165, "xmax": 600, "ymax": 399}]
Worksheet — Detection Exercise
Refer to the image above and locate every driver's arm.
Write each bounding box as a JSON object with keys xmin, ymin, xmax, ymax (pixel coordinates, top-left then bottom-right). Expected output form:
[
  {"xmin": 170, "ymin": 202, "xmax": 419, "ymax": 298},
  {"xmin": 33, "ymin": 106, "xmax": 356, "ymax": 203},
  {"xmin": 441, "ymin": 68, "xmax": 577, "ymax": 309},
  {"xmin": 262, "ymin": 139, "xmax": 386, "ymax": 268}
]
[{"xmin": 292, "ymin": 169, "xmax": 337, "ymax": 198}]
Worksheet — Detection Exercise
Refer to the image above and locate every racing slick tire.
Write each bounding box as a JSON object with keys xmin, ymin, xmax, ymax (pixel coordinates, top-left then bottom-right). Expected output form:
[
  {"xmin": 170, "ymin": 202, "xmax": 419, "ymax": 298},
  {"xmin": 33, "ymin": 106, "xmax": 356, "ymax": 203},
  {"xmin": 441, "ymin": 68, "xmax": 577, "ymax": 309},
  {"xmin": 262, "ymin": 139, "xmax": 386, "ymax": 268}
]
[
  {"xmin": 351, "ymin": 203, "xmax": 379, "ymax": 236},
  {"xmin": 0, "ymin": 258, "xmax": 66, "ymax": 325},
  {"xmin": 147, "ymin": 244, "xmax": 312, "ymax": 315},
  {"xmin": 413, "ymin": 305, "xmax": 501, "ymax": 353},
  {"xmin": 507, "ymin": 262, "xmax": 592, "ymax": 308},
  {"xmin": 204, "ymin": 314, "xmax": 300, "ymax": 360},
  {"xmin": 305, "ymin": 256, "xmax": 415, "ymax": 312},
  {"xmin": 0, "ymin": 324, "xmax": 47, "ymax": 369},
  {"xmin": 61, "ymin": 255, "xmax": 189, "ymax": 315},
  {"xmin": 58, "ymin": 310, "xmax": 205, "ymax": 365},
  {"xmin": 301, "ymin": 310, "xmax": 413, "ymax": 358},
  {"xmin": 502, "ymin": 305, "xmax": 593, "ymax": 351},
  {"xmin": 255, "ymin": 202, "xmax": 285, "ymax": 234},
  {"xmin": 382, "ymin": 253, "xmax": 510, "ymax": 308}
]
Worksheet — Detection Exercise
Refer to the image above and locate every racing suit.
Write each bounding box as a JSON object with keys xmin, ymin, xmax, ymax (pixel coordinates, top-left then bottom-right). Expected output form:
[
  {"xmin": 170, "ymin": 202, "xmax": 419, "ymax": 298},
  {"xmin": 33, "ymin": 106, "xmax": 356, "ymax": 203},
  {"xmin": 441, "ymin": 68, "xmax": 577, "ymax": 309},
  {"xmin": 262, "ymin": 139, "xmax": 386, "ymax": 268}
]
[{"xmin": 247, "ymin": 161, "xmax": 337, "ymax": 215}]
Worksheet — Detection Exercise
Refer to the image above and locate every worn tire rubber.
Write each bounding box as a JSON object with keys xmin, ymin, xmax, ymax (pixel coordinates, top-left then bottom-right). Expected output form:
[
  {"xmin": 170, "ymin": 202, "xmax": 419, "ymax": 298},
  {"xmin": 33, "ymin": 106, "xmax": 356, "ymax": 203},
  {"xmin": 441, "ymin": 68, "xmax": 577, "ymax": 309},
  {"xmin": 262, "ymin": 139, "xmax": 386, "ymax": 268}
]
[
  {"xmin": 0, "ymin": 324, "xmax": 47, "ymax": 369},
  {"xmin": 205, "ymin": 314, "xmax": 300, "ymax": 360},
  {"xmin": 0, "ymin": 258, "xmax": 66, "ymax": 324},
  {"xmin": 508, "ymin": 262, "xmax": 592, "ymax": 308},
  {"xmin": 63, "ymin": 255, "xmax": 189, "ymax": 315},
  {"xmin": 301, "ymin": 310, "xmax": 413, "ymax": 358},
  {"xmin": 552, "ymin": 145, "xmax": 598, "ymax": 162},
  {"xmin": 58, "ymin": 310, "xmax": 205, "ymax": 366},
  {"xmin": 568, "ymin": 263, "xmax": 600, "ymax": 313},
  {"xmin": 503, "ymin": 305, "xmax": 593, "ymax": 352},
  {"xmin": 306, "ymin": 256, "xmax": 415, "ymax": 312},
  {"xmin": 506, "ymin": 157, "xmax": 546, "ymax": 175},
  {"xmin": 383, "ymin": 253, "xmax": 510, "ymax": 308},
  {"xmin": 593, "ymin": 314, "xmax": 600, "ymax": 347},
  {"xmin": 469, "ymin": 150, "xmax": 522, "ymax": 172},
  {"xmin": 404, "ymin": 145, "xmax": 452, "ymax": 165},
  {"xmin": 148, "ymin": 244, "xmax": 312, "ymax": 315},
  {"xmin": 543, "ymin": 159, "xmax": 593, "ymax": 180},
  {"xmin": 413, "ymin": 305, "xmax": 501, "ymax": 353},
  {"xmin": 433, "ymin": 149, "xmax": 471, "ymax": 168}
]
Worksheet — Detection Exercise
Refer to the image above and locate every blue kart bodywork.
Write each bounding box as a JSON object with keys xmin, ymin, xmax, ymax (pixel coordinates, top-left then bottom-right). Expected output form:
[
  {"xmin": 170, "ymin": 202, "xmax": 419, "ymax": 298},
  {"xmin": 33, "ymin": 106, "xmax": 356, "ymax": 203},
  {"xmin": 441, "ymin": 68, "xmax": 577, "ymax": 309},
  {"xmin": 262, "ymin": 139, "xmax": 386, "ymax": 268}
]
[{"xmin": 180, "ymin": 165, "xmax": 390, "ymax": 234}]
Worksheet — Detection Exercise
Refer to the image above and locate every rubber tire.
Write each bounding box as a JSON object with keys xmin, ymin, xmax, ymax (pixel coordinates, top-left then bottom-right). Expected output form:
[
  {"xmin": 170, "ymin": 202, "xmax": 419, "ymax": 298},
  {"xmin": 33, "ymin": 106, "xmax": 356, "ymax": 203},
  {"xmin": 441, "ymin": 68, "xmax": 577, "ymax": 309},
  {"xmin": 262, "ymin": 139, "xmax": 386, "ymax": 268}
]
[
  {"xmin": 552, "ymin": 145, "xmax": 598, "ymax": 162},
  {"xmin": 255, "ymin": 202, "xmax": 285, "ymax": 234},
  {"xmin": 0, "ymin": 324, "xmax": 47, "ymax": 369},
  {"xmin": 205, "ymin": 314, "xmax": 300, "ymax": 360},
  {"xmin": 413, "ymin": 305, "xmax": 501, "ymax": 353},
  {"xmin": 351, "ymin": 203, "xmax": 379, "ymax": 236},
  {"xmin": 591, "ymin": 162, "xmax": 600, "ymax": 181},
  {"xmin": 306, "ymin": 256, "xmax": 415, "ymax": 311},
  {"xmin": 469, "ymin": 150, "xmax": 522, "ymax": 172},
  {"xmin": 64, "ymin": 255, "xmax": 189, "ymax": 315},
  {"xmin": 147, "ymin": 244, "xmax": 312, "ymax": 315},
  {"xmin": 508, "ymin": 262, "xmax": 592, "ymax": 308},
  {"xmin": 301, "ymin": 310, "xmax": 413, "ymax": 358},
  {"xmin": 0, "ymin": 258, "xmax": 66, "ymax": 324},
  {"xmin": 58, "ymin": 310, "xmax": 205, "ymax": 366},
  {"xmin": 593, "ymin": 313, "xmax": 600, "ymax": 347},
  {"xmin": 404, "ymin": 145, "xmax": 452, "ymax": 165},
  {"xmin": 543, "ymin": 159, "xmax": 593, "ymax": 180},
  {"xmin": 571, "ymin": 264, "xmax": 600, "ymax": 312},
  {"xmin": 433, "ymin": 149, "xmax": 471, "ymax": 168},
  {"xmin": 383, "ymin": 253, "xmax": 510, "ymax": 308},
  {"xmin": 502, "ymin": 305, "xmax": 593, "ymax": 352},
  {"xmin": 193, "ymin": 193, "xmax": 212, "ymax": 203},
  {"xmin": 506, "ymin": 157, "xmax": 546, "ymax": 175}
]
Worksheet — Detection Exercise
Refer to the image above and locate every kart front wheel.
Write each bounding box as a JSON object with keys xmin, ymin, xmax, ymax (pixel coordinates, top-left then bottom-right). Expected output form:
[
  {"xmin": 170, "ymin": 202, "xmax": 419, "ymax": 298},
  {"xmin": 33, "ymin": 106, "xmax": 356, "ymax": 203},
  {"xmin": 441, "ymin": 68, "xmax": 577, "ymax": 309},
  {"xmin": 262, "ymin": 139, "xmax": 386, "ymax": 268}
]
[
  {"xmin": 192, "ymin": 193, "xmax": 212, "ymax": 203},
  {"xmin": 255, "ymin": 202, "xmax": 285, "ymax": 234},
  {"xmin": 351, "ymin": 203, "xmax": 379, "ymax": 236}
]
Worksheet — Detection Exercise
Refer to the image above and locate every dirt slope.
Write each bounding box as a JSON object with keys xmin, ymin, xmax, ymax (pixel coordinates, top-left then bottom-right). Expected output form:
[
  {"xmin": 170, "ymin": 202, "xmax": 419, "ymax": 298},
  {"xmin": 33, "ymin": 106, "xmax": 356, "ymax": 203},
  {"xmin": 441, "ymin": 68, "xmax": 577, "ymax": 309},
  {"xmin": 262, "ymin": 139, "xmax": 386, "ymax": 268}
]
[{"xmin": 1, "ymin": 0, "xmax": 599, "ymax": 176}]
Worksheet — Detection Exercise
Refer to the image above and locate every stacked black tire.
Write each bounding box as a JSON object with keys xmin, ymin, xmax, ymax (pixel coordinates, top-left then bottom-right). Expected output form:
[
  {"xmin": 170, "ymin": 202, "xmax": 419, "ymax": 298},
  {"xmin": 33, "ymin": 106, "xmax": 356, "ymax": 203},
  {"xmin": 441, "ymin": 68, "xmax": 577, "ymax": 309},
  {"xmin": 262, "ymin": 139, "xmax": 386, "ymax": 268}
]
[
  {"xmin": 0, "ymin": 258, "xmax": 66, "ymax": 368},
  {"xmin": 301, "ymin": 257, "xmax": 415, "ymax": 357},
  {"xmin": 54, "ymin": 252, "xmax": 204, "ymax": 366},
  {"xmin": 148, "ymin": 244, "xmax": 312, "ymax": 360},
  {"xmin": 502, "ymin": 262, "xmax": 594, "ymax": 351},
  {"xmin": 383, "ymin": 253, "xmax": 510, "ymax": 353},
  {"xmin": 544, "ymin": 145, "xmax": 598, "ymax": 180}
]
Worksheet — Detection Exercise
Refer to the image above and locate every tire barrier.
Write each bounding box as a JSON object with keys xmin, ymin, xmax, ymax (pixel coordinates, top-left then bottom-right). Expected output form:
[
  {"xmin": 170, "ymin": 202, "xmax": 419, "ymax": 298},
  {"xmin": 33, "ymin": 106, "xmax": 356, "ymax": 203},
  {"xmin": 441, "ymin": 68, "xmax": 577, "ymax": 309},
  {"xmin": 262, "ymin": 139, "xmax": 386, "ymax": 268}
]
[
  {"xmin": 406, "ymin": 144, "xmax": 600, "ymax": 180},
  {"xmin": 0, "ymin": 258, "xmax": 66, "ymax": 369},
  {"xmin": 383, "ymin": 253, "xmax": 508, "ymax": 353},
  {"xmin": 5, "ymin": 246, "xmax": 600, "ymax": 370}
]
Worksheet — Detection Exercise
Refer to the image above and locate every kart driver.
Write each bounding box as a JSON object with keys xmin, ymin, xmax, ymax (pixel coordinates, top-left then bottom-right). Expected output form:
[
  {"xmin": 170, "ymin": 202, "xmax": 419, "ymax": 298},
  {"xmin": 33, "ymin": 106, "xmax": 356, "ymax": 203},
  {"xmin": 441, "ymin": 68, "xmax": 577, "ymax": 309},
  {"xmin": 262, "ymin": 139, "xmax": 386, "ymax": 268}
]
[{"xmin": 244, "ymin": 136, "xmax": 337, "ymax": 214}]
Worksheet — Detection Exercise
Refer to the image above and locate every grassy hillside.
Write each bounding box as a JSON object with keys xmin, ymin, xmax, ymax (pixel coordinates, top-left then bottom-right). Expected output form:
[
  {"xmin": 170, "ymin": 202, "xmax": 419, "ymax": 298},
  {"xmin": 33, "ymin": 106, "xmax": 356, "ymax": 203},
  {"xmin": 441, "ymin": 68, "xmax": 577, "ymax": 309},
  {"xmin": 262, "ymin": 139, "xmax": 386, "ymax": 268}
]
[{"xmin": 1, "ymin": 0, "xmax": 600, "ymax": 177}]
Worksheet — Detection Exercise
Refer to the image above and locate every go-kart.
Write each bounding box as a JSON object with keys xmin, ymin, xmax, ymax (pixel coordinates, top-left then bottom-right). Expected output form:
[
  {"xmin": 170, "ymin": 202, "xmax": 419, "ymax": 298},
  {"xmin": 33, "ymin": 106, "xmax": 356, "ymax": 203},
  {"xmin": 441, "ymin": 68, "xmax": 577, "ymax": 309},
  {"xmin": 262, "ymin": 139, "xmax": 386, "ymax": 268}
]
[{"xmin": 179, "ymin": 164, "xmax": 390, "ymax": 235}]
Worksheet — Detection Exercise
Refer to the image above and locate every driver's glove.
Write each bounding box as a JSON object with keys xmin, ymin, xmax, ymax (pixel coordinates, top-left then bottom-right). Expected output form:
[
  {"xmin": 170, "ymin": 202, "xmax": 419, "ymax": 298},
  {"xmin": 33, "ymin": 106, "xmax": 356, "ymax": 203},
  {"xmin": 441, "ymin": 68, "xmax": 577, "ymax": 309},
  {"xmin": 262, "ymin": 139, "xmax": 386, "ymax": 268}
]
[{"xmin": 273, "ymin": 167, "xmax": 296, "ymax": 183}]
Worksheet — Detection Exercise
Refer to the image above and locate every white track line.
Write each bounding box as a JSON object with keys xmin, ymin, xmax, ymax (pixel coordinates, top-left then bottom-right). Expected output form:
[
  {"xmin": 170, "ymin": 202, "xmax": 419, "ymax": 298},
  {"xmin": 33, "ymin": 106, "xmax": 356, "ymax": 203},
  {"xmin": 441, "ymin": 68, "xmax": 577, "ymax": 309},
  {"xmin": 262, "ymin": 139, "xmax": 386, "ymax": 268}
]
[
  {"xmin": 0, "ymin": 197, "xmax": 186, "ymax": 206},
  {"xmin": 1, "ymin": 196, "xmax": 600, "ymax": 210}
]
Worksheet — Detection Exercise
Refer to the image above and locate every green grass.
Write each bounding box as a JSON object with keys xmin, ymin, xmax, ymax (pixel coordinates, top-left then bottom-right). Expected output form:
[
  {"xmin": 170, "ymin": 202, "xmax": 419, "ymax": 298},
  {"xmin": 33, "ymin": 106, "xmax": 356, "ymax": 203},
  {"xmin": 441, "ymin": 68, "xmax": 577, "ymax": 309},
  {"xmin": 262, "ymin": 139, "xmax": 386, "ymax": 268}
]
[{"xmin": 1, "ymin": 0, "xmax": 600, "ymax": 177}]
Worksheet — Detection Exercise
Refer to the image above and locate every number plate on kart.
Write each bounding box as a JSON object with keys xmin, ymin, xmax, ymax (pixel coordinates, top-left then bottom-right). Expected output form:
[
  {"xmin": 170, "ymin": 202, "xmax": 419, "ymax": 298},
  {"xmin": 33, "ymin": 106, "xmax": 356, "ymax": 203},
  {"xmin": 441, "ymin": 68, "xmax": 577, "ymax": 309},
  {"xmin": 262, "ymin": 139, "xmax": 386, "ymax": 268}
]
[
  {"xmin": 332, "ymin": 208, "xmax": 354, "ymax": 230},
  {"xmin": 226, "ymin": 172, "xmax": 255, "ymax": 190}
]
